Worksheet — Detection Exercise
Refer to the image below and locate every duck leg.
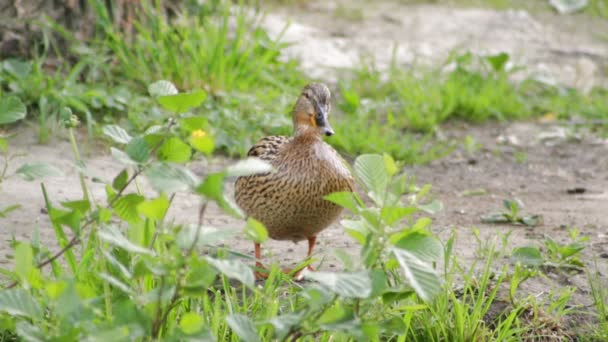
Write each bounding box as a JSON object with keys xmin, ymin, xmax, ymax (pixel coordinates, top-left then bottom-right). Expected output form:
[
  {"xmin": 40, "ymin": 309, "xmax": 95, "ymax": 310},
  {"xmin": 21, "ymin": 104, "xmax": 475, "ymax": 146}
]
[
  {"xmin": 291, "ymin": 235, "xmax": 317, "ymax": 280},
  {"xmin": 304, "ymin": 235, "xmax": 317, "ymax": 271},
  {"xmin": 254, "ymin": 242, "xmax": 269, "ymax": 279}
]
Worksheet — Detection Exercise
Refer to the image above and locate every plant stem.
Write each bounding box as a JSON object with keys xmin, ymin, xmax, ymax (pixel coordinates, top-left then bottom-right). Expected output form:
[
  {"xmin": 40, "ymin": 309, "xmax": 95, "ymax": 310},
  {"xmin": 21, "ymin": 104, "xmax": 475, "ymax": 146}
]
[{"xmin": 67, "ymin": 127, "xmax": 90, "ymax": 201}]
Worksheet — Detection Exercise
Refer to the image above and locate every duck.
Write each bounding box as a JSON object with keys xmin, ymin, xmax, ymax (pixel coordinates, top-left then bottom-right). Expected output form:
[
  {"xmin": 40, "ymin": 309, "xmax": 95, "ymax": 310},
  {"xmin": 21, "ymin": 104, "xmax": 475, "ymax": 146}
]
[{"xmin": 234, "ymin": 83, "xmax": 355, "ymax": 279}]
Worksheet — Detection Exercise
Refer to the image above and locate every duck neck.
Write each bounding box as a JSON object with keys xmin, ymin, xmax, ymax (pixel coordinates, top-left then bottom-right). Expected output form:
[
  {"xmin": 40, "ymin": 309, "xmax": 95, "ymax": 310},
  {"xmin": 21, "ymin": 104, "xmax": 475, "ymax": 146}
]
[{"xmin": 294, "ymin": 125, "xmax": 322, "ymax": 140}]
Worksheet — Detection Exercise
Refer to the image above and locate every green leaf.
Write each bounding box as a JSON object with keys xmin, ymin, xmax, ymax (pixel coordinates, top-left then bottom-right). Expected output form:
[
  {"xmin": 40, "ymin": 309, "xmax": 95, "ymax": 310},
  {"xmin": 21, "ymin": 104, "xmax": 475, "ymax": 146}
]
[
  {"xmin": 177, "ymin": 225, "xmax": 238, "ymax": 249},
  {"xmin": 3, "ymin": 59, "xmax": 31, "ymax": 79},
  {"xmin": 392, "ymin": 232, "xmax": 443, "ymax": 301},
  {"xmin": 0, "ymin": 96, "xmax": 27, "ymax": 124},
  {"xmin": 511, "ymin": 246, "xmax": 543, "ymax": 267},
  {"xmin": 16, "ymin": 163, "xmax": 63, "ymax": 181},
  {"xmin": 14, "ymin": 243, "xmax": 33, "ymax": 282},
  {"xmin": 148, "ymin": 80, "xmax": 178, "ymax": 97},
  {"xmin": 244, "ymin": 218, "xmax": 268, "ymax": 243},
  {"xmin": 381, "ymin": 206, "xmax": 417, "ymax": 226},
  {"xmin": 145, "ymin": 163, "xmax": 199, "ymax": 193},
  {"xmin": 158, "ymin": 137, "xmax": 192, "ymax": 163},
  {"xmin": 485, "ymin": 52, "xmax": 509, "ymax": 72},
  {"xmin": 324, "ymin": 191, "xmax": 361, "ymax": 213},
  {"xmin": 225, "ymin": 157, "xmax": 273, "ymax": 177},
  {"xmin": 180, "ymin": 312, "xmax": 204, "ymax": 335},
  {"xmin": 354, "ymin": 154, "xmax": 389, "ymax": 205},
  {"xmin": 112, "ymin": 193, "xmax": 145, "ymax": 224},
  {"xmin": 110, "ymin": 147, "xmax": 137, "ymax": 165},
  {"xmin": 0, "ymin": 288, "xmax": 42, "ymax": 320},
  {"xmin": 126, "ymin": 136, "xmax": 150, "ymax": 163},
  {"xmin": 189, "ymin": 131, "xmax": 214, "ymax": 155},
  {"xmin": 206, "ymin": 257, "xmax": 254, "ymax": 287},
  {"xmin": 157, "ymin": 90, "xmax": 206, "ymax": 113},
  {"xmin": 341, "ymin": 219, "xmax": 371, "ymax": 245},
  {"xmin": 197, "ymin": 172, "xmax": 225, "ymax": 199},
  {"xmin": 383, "ymin": 153, "xmax": 398, "ymax": 176},
  {"xmin": 60, "ymin": 199, "xmax": 91, "ymax": 214},
  {"xmin": 180, "ymin": 116, "xmax": 208, "ymax": 131},
  {"xmin": 226, "ymin": 314, "xmax": 261, "ymax": 342},
  {"xmin": 304, "ymin": 271, "xmax": 373, "ymax": 298},
  {"xmin": 15, "ymin": 321, "xmax": 45, "ymax": 342},
  {"xmin": 102, "ymin": 125, "xmax": 132, "ymax": 144},
  {"xmin": 112, "ymin": 169, "xmax": 129, "ymax": 191},
  {"xmin": 98, "ymin": 225, "xmax": 154, "ymax": 255},
  {"xmin": 266, "ymin": 313, "xmax": 303, "ymax": 340},
  {"xmin": 137, "ymin": 195, "xmax": 169, "ymax": 220}
]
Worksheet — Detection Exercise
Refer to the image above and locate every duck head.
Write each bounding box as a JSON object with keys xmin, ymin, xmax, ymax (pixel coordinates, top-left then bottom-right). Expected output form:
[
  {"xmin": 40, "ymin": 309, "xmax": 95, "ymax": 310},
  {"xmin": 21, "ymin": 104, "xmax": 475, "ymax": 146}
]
[{"xmin": 293, "ymin": 83, "xmax": 334, "ymax": 137}]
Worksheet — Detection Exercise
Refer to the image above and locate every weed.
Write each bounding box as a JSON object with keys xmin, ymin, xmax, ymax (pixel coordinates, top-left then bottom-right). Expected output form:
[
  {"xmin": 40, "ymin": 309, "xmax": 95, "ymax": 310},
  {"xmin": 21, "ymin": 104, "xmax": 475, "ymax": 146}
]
[{"xmin": 481, "ymin": 199, "xmax": 543, "ymax": 227}]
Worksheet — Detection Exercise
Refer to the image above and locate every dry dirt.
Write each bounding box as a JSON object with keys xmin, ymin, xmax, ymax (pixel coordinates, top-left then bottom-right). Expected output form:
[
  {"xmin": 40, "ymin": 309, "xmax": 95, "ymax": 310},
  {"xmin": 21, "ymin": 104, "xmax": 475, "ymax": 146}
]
[{"xmin": 1, "ymin": 0, "xmax": 608, "ymax": 330}]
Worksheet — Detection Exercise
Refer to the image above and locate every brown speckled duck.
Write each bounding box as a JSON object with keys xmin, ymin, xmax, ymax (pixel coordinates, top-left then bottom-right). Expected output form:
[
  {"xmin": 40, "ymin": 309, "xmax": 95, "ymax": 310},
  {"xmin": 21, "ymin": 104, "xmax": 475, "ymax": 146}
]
[{"xmin": 235, "ymin": 83, "xmax": 355, "ymax": 279}]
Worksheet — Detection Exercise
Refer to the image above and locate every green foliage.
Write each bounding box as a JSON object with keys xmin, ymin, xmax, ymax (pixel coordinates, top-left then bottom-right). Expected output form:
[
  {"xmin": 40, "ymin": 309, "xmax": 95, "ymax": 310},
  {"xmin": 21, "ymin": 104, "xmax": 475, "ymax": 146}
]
[
  {"xmin": 0, "ymin": 92, "xmax": 593, "ymax": 340},
  {"xmin": 481, "ymin": 199, "xmax": 543, "ymax": 226},
  {"xmin": 511, "ymin": 227, "xmax": 588, "ymax": 271}
]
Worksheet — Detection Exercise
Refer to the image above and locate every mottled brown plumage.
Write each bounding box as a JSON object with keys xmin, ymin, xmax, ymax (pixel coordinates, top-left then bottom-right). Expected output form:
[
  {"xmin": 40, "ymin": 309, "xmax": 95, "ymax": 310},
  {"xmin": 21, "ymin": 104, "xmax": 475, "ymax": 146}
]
[{"xmin": 234, "ymin": 83, "xmax": 355, "ymax": 278}]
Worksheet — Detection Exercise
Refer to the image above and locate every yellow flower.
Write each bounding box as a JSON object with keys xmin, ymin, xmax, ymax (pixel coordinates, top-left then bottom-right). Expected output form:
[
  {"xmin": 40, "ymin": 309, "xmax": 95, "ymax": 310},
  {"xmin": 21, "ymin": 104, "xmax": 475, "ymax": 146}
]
[{"xmin": 191, "ymin": 129, "xmax": 206, "ymax": 138}]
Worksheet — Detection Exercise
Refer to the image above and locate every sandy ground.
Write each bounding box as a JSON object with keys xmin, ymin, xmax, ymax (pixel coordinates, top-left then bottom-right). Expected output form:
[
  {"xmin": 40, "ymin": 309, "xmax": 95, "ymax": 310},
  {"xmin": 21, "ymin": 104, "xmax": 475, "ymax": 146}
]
[{"xmin": 1, "ymin": 0, "xmax": 607, "ymax": 330}]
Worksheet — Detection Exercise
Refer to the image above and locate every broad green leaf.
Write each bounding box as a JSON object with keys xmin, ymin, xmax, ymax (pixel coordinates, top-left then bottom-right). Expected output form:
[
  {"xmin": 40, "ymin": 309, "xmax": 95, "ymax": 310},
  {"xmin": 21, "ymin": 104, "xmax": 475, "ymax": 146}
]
[
  {"xmin": 15, "ymin": 321, "xmax": 45, "ymax": 342},
  {"xmin": 189, "ymin": 131, "xmax": 214, "ymax": 155},
  {"xmin": 110, "ymin": 147, "xmax": 137, "ymax": 165},
  {"xmin": 101, "ymin": 249, "xmax": 132, "ymax": 279},
  {"xmin": 325, "ymin": 191, "xmax": 361, "ymax": 213},
  {"xmin": 266, "ymin": 313, "xmax": 303, "ymax": 340},
  {"xmin": 60, "ymin": 199, "xmax": 91, "ymax": 214},
  {"xmin": 412, "ymin": 217, "xmax": 432, "ymax": 231},
  {"xmin": 14, "ymin": 243, "xmax": 33, "ymax": 283},
  {"xmin": 304, "ymin": 271, "xmax": 372, "ymax": 298},
  {"xmin": 393, "ymin": 232, "xmax": 443, "ymax": 265},
  {"xmin": 16, "ymin": 162, "xmax": 63, "ymax": 181},
  {"xmin": 341, "ymin": 219, "xmax": 371, "ymax": 245},
  {"xmin": 148, "ymin": 80, "xmax": 178, "ymax": 97},
  {"xmin": 126, "ymin": 136, "xmax": 150, "ymax": 163},
  {"xmin": 318, "ymin": 304, "xmax": 362, "ymax": 335},
  {"xmin": 354, "ymin": 154, "xmax": 389, "ymax": 205},
  {"xmin": 226, "ymin": 314, "xmax": 261, "ymax": 342},
  {"xmin": 180, "ymin": 312, "xmax": 204, "ymax": 335},
  {"xmin": 244, "ymin": 218, "xmax": 268, "ymax": 243},
  {"xmin": 300, "ymin": 285, "xmax": 335, "ymax": 310},
  {"xmin": 391, "ymin": 232, "xmax": 443, "ymax": 301},
  {"xmin": 112, "ymin": 193, "xmax": 144, "ymax": 224},
  {"xmin": 112, "ymin": 169, "xmax": 129, "ymax": 191},
  {"xmin": 197, "ymin": 172, "xmax": 225, "ymax": 200},
  {"xmin": 206, "ymin": 257, "xmax": 254, "ymax": 287},
  {"xmin": 158, "ymin": 137, "xmax": 191, "ymax": 163},
  {"xmin": 0, "ymin": 96, "xmax": 26, "ymax": 124},
  {"xmin": 145, "ymin": 163, "xmax": 199, "ymax": 193},
  {"xmin": 102, "ymin": 125, "xmax": 132, "ymax": 144},
  {"xmin": 3, "ymin": 59, "xmax": 31, "ymax": 79},
  {"xmin": 383, "ymin": 153, "xmax": 398, "ymax": 176},
  {"xmin": 157, "ymin": 90, "xmax": 206, "ymax": 113},
  {"xmin": 183, "ymin": 262, "xmax": 218, "ymax": 293},
  {"xmin": 225, "ymin": 157, "xmax": 273, "ymax": 177},
  {"xmin": 391, "ymin": 245, "xmax": 442, "ymax": 301},
  {"xmin": 44, "ymin": 280, "xmax": 68, "ymax": 300},
  {"xmin": 559, "ymin": 242, "xmax": 585, "ymax": 258},
  {"xmin": 177, "ymin": 225, "xmax": 238, "ymax": 249},
  {"xmin": 137, "ymin": 195, "xmax": 169, "ymax": 220},
  {"xmin": 511, "ymin": 246, "xmax": 543, "ymax": 267},
  {"xmin": 0, "ymin": 288, "xmax": 42, "ymax": 319},
  {"xmin": 381, "ymin": 206, "xmax": 417, "ymax": 226},
  {"xmin": 98, "ymin": 225, "xmax": 154, "ymax": 255},
  {"xmin": 180, "ymin": 116, "xmax": 208, "ymax": 131}
]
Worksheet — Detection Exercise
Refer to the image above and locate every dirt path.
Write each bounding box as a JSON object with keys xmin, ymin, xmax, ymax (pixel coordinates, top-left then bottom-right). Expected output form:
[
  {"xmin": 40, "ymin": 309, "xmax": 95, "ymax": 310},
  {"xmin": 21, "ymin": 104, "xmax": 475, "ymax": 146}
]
[{"xmin": 1, "ymin": 0, "xmax": 607, "ymax": 324}]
